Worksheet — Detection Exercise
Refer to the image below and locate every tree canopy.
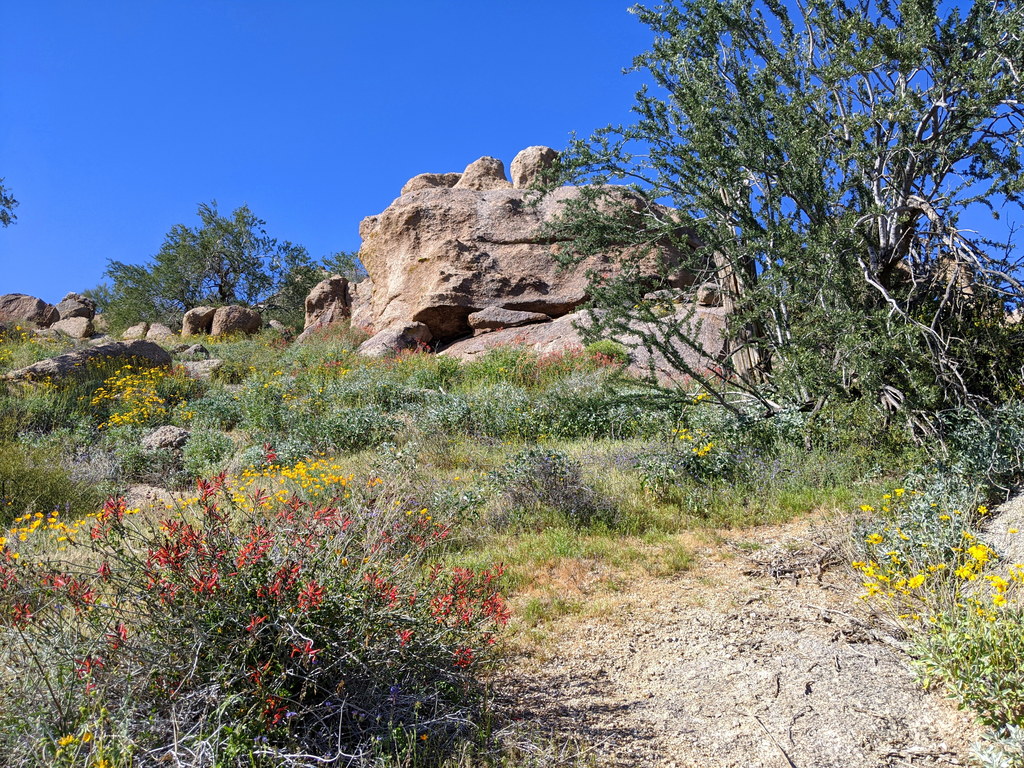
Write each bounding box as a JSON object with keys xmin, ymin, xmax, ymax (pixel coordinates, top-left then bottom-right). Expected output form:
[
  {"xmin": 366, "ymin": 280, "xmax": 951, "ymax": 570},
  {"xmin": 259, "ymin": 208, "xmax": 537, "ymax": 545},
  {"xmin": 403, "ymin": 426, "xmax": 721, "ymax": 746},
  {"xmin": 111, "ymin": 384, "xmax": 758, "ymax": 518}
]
[
  {"xmin": 0, "ymin": 178, "xmax": 17, "ymax": 228},
  {"xmin": 99, "ymin": 202, "xmax": 323, "ymax": 330},
  {"xmin": 553, "ymin": 0, "xmax": 1024, "ymax": 420}
]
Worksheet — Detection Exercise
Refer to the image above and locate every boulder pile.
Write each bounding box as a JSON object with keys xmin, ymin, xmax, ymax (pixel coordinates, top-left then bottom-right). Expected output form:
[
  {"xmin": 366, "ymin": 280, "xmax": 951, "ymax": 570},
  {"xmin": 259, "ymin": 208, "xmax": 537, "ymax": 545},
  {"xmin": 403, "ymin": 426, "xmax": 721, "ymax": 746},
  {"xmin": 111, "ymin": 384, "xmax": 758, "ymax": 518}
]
[{"xmin": 295, "ymin": 146, "xmax": 731, "ymax": 382}]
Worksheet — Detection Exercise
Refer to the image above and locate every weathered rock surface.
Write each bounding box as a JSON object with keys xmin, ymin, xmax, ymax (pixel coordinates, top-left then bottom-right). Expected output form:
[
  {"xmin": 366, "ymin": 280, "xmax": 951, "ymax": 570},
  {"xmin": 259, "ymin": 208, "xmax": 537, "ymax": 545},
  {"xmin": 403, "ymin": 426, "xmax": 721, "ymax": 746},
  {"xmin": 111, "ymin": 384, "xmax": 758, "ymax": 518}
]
[
  {"xmin": 51, "ymin": 317, "xmax": 94, "ymax": 339},
  {"xmin": 441, "ymin": 306, "xmax": 730, "ymax": 385},
  {"xmin": 350, "ymin": 279, "xmax": 375, "ymax": 332},
  {"xmin": 510, "ymin": 145, "xmax": 559, "ymax": 189},
  {"xmin": 401, "ymin": 172, "xmax": 462, "ymax": 196},
  {"xmin": 182, "ymin": 306, "xmax": 217, "ymax": 337},
  {"xmin": 146, "ymin": 323, "xmax": 175, "ymax": 341},
  {"xmin": 211, "ymin": 305, "xmax": 261, "ymax": 336},
  {"xmin": 3, "ymin": 340, "xmax": 172, "ymax": 381},
  {"xmin": 468, "ymin": 306, "xmax": 551, "ymax": 331},
  {"xmin": 452, "ymin": 156, "xmax": 513, "ymax": 191},
  {"xmin": 0, "ymin": 294, "xmax": 58, "ymax": 327},
  {"xmin": 299, "ymin": 275, "xmax": 350, "ymax": 342},
  {"xmin": 55, "ymin": 292, "xmax": 97, "ymax": 321},
  {"xmin": 358, "ymin": 179, "xmax": 694, "ymax": 342},
  {"xmin": 121, "ymin": 322, "xmax": 149, "ymax": 340},
  {"xmin": 357, "ymin": 322, "xmax": 432, "ymax": 358},
  {"xmin": 177, "ymin": 344, "xmax": 210, "ymax": 360},
  {"xmin": 179, "ymin": 359, "xmax": 224, "ymax": 380},
  {"xmin": 141, "ymin": 425, "xmax": 191, "ymax": 451}
]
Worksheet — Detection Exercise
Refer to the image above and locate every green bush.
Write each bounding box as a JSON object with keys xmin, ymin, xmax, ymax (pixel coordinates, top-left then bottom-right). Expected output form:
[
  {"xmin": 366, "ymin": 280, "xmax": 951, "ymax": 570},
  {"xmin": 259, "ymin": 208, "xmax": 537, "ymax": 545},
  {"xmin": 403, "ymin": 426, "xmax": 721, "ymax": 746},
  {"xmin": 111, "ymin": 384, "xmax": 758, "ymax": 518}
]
[
  {"xmin": 0, "ymin": 476, "xmax": 508, "ymax": 766},
  {"xmin": 0, "ymin": 442, "xmax": 103, "ymax": 526},
  {"xmin": 584, "ymin": 339, "xmax": 630, "ymax": 365},
  {"xmin": 182, "ymin": 428, "xmax": 235, "ymax": 478}
]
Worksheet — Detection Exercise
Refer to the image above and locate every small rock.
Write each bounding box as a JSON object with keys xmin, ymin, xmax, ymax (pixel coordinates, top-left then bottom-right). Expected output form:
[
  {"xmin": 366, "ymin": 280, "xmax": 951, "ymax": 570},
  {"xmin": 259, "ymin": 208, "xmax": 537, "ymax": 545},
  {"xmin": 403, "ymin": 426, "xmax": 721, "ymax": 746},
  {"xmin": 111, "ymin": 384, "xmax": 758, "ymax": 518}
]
[
  {"xmin": 146, "ymin": 323, "xmax": 175, "ymax": 341},
  {"xmin": 121, "ymin": 322, "xmax": 149, "ymax": 340},
  {"xmin": 179, "ymin": 359, "xmax": 223, "ymax": 380},
  {"xmin": 141, "ymin": 425, "xmax": 191, "ymax": 451},
  {"xmin": 696, "ymin": 283, "xmax": 723, "ymax": 307},
  {"xmin": 178, "ymin": 344, "xmax": 210, "ymax": 360}
]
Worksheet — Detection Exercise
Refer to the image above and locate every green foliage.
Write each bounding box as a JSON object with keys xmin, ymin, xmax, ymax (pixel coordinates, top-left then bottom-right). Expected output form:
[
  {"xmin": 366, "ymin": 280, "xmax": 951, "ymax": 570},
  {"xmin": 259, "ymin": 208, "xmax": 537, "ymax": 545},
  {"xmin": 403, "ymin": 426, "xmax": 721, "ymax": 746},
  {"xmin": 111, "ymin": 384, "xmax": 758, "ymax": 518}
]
[
  {"xmin": 98, "ymin": 202, "xmax": 322, "ymax": 330},
  {"xmin": 913, "ymin": 608, "xmax": 1024, "ymax": 728},
  {"xmin": 584, "ymin": 339, "xmax": 630, "ymax": 365},
  {"xmin": 0, "ymin": 443, "xmax": 102, "ymax": 525},
  {"xmin": 553, "ymin": 0, "xmax": 1024, "ymax": 417},
  {"xmin": 182, "ymin": 428, "xmax": 235, "ymax": 478},
  {"xmin": 0, "ymin": 177, "xmax": 18, "ymax": 228},
  {"xmin": 0, "ymin": 476, "xmax": 508, "ymax": 765}
]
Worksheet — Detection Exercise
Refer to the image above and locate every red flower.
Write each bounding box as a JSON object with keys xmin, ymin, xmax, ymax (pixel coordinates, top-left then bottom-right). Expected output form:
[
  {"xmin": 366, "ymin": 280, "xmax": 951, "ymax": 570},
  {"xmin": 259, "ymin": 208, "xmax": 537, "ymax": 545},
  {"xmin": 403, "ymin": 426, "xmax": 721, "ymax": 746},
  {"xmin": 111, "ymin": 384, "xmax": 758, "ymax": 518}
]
[
  {"xmin": 290, "ymin": 639, "xmax": 322, "ymax": 662},
  {"xmin": 397, "ymin": 629, "xmax": 414, "ymax": 647},
  {"xmin": 245, "ymin": 614, "xmax": 268, "ymax": 633},
  {"xmin": 452, "ymin": 647, "xmax": 474, "ymax": 668},
  {"xmin": 297, "ymin": 580, "xmax": 325, "ymax": 612}
]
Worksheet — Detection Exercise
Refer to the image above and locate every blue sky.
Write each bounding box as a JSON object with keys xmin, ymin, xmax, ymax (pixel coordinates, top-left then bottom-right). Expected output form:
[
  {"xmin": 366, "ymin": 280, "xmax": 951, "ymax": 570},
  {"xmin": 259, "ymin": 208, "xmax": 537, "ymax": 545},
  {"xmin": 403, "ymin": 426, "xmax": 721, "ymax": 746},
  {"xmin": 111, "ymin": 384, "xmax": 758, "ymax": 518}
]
[{"xmin": 0, "ymin": 1, "xmax": 651, "ymax": 303}]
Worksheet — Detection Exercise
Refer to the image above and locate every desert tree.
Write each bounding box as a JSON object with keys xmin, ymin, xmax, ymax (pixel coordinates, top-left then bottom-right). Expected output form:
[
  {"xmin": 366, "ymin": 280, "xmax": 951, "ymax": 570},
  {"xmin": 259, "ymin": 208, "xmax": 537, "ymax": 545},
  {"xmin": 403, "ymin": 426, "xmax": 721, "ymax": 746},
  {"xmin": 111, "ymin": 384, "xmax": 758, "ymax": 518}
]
[
  {"xmin": 0, "ymin": 178, "xmax": 17, "ymax": 227},
  {"xmin": 552, "ymin": 0, "xmax": 1024, "ymax": 420}
]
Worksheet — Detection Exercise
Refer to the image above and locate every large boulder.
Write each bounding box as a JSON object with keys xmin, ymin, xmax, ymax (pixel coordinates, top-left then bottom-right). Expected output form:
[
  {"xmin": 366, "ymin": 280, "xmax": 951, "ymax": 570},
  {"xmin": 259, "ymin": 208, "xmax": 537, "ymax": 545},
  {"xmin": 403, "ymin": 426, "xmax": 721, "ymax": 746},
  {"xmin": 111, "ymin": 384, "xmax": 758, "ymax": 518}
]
[
  {"xmin": 0, "ymin": 294, "xmax": 58, "ymax": 327},
  {"xmin": 54, "ymin": 292, "xmax": 97, "ymax": 321},
  {"xmin": 181, "ymin": 306, "xmax": 217, "ymax": 337},
  {"xmin": 299, "ymin": 275, "xmax": 350, "ymax": 341},
  {"xmin": 50, "ymin": 317, "xmax": 94, "ymax": 339},
  {"xmin": 357, "ymin": 172, "xmax": 695, "ymax": 342},
  {"xmin": 350, "ymin": 279, "xmax": 375, "ymax": 332},
  {"xmin": 452, "ymin": 156, "xmax": 513, "ymax": 191},
  {"xmin": 3, "ymin": 340, "xmax": 172, "ymax": 382},
  {"xmin": 510, "ymin": 146, "xmax": 559, "ymax": 189},
  {"xmin": 211, "ymin": 305, "xmax": 261, "ymax": 336}
]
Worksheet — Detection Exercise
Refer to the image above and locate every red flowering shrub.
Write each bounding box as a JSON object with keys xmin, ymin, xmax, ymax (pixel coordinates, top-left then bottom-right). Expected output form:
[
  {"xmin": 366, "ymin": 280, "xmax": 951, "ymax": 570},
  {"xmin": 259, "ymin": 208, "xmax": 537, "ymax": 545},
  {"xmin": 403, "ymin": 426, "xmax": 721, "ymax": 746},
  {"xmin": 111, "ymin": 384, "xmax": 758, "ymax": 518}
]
[{"xmin": 0, "ymin": 473, "xmax": 508, "ymax": 766}]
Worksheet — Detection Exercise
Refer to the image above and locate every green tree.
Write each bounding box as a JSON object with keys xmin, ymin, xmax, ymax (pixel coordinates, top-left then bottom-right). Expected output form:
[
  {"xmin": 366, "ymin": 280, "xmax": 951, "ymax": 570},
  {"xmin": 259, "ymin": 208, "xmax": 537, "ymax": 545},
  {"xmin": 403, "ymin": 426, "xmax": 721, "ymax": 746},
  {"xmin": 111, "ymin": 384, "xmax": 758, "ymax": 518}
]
[
  {"xmin": 100, "ymin": 202, "xmax": 321, "ymax": 330},
  {"xmin": 553, "ymin": 0, "xmax": 1024, "ymax": 420},
  {"xmin": 0, "ymin": 178, "xmax": 17, "ymax": 227}
]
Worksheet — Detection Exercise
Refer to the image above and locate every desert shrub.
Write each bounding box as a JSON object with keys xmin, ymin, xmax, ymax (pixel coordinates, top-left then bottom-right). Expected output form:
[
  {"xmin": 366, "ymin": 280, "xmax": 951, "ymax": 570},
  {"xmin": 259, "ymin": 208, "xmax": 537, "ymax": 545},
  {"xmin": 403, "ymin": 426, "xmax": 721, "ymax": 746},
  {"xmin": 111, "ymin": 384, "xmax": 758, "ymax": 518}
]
[
  {"xmin": 188, "ymin": 387, "xmax": 244, "ymax": 430},
  {"xmin": 944, "ymin": 403, "xmax": 1024, "ymax": 493},
  {"xmin": 490, "ymin": 447, "xmax": 617, "ymax": 529},
  {"xmin": 0, "ymin": 442, "xmax": 103, "ymax": 526},
  {"xmin": 238, "ymin": 375, "xmax": 290, "ymax": 437},
  {"xmin": 292, "ymin": 405, "xmax": 402, "ymax": 454},
  {"xmin": 972, "ymin": 724, "xmax": 1024, "ymax": 768},
  {"xmin": 182, "ymin": 428, "xmax": 236, "ymax": 478},
  {"xmin": 913, "ymin": 608, "xmax": 1024, "ymax": 728},
  {"xmin": 104, "ymin": 426, "xmax": 186, "ymax": 487},
  {"xmin": 465, "ymin": 384, "xmax": 538, "ymax": 441},
  {"xmin": 584, "ymin": 339, "xmax": 630, "ymax": 365},
  {"xmin": 415, "ymin": 393, "xmax": 473, "ymax": 434},
  {"xmin": 0, "ymin": 475, "xmax": 509, "ymax": 766}
]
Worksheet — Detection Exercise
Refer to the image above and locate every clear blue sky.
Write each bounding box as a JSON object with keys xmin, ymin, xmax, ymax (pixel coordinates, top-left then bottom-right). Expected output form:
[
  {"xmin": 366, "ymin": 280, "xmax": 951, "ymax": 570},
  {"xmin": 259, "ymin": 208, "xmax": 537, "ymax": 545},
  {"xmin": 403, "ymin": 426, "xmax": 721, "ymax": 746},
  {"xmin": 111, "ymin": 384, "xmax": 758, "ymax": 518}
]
[{"xmin": 0, "ymin": 1, "xmax": 651, "ymax": 303}]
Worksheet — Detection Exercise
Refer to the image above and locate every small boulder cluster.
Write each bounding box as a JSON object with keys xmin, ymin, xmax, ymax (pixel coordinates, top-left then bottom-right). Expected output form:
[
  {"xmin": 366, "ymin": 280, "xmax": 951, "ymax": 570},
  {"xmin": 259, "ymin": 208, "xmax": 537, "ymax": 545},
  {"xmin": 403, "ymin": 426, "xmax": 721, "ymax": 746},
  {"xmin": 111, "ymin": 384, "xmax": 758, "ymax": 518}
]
[{"xmin": 0, "ymin": 292, "xmax": 102, "ymax": 339}]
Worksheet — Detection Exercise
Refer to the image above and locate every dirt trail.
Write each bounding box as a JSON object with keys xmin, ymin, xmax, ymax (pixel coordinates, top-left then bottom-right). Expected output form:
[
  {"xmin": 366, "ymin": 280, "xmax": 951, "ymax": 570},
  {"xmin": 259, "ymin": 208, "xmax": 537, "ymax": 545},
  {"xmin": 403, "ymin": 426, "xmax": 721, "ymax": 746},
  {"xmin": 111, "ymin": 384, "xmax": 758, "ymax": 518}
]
[{"xmin": 503, "ymin": 519, "xmax": 978, "ymax": 768}]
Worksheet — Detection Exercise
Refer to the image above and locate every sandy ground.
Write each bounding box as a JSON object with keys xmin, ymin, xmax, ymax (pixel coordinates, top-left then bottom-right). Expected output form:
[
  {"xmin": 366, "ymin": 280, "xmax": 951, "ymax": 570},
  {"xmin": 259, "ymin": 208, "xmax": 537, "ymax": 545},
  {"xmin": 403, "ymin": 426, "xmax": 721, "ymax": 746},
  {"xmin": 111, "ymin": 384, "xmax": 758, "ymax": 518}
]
[{"xmin": 501, "ymin": 519, "xmax": 978, "ymax": 768}]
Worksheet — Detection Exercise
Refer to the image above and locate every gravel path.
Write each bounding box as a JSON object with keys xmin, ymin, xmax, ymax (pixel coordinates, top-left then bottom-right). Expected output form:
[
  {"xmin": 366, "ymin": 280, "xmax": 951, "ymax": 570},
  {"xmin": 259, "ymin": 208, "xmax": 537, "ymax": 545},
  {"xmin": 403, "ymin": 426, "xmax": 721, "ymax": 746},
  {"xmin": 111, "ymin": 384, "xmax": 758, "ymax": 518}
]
[{"xmin": 503, "ymin": 521, "xmax": 978, "ymax": 767}]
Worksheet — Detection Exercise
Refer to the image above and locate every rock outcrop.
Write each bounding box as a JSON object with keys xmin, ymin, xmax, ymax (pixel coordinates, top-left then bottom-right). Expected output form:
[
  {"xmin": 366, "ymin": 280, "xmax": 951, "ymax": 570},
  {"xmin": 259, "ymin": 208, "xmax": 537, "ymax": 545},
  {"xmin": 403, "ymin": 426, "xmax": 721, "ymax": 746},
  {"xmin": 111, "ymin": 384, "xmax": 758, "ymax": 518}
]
[
  {"xmin": 510, "ymin": 146, "xmax": 559, "ymax": 189},
  {"xmin": 211, "ymin": 305, "xmax": 262, "ymax": 336},
  {"xmin": 141, "ymin": 425, "xmax": 191, "ymax": 452},
  {"xmin": 298, "ymin": 276, "xmax": 350, "ymax": 342},
  {"xmin": 54, "ymin": 292, "xmax": 97, "ymax": 321},
  {"xmin": 356, "ymin": 157, "xmax": 695, "ymax": 343},
  {"xmin": 3, "ymin": 340, "xmax": 172, "ymax": 382},
  {"xmin": 401, "ymin": 173, "xmax": 462, "ymax": 196},
  {"xmin": 0, "ymin": 294, "xmax": 58, "ymax": 327}
]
